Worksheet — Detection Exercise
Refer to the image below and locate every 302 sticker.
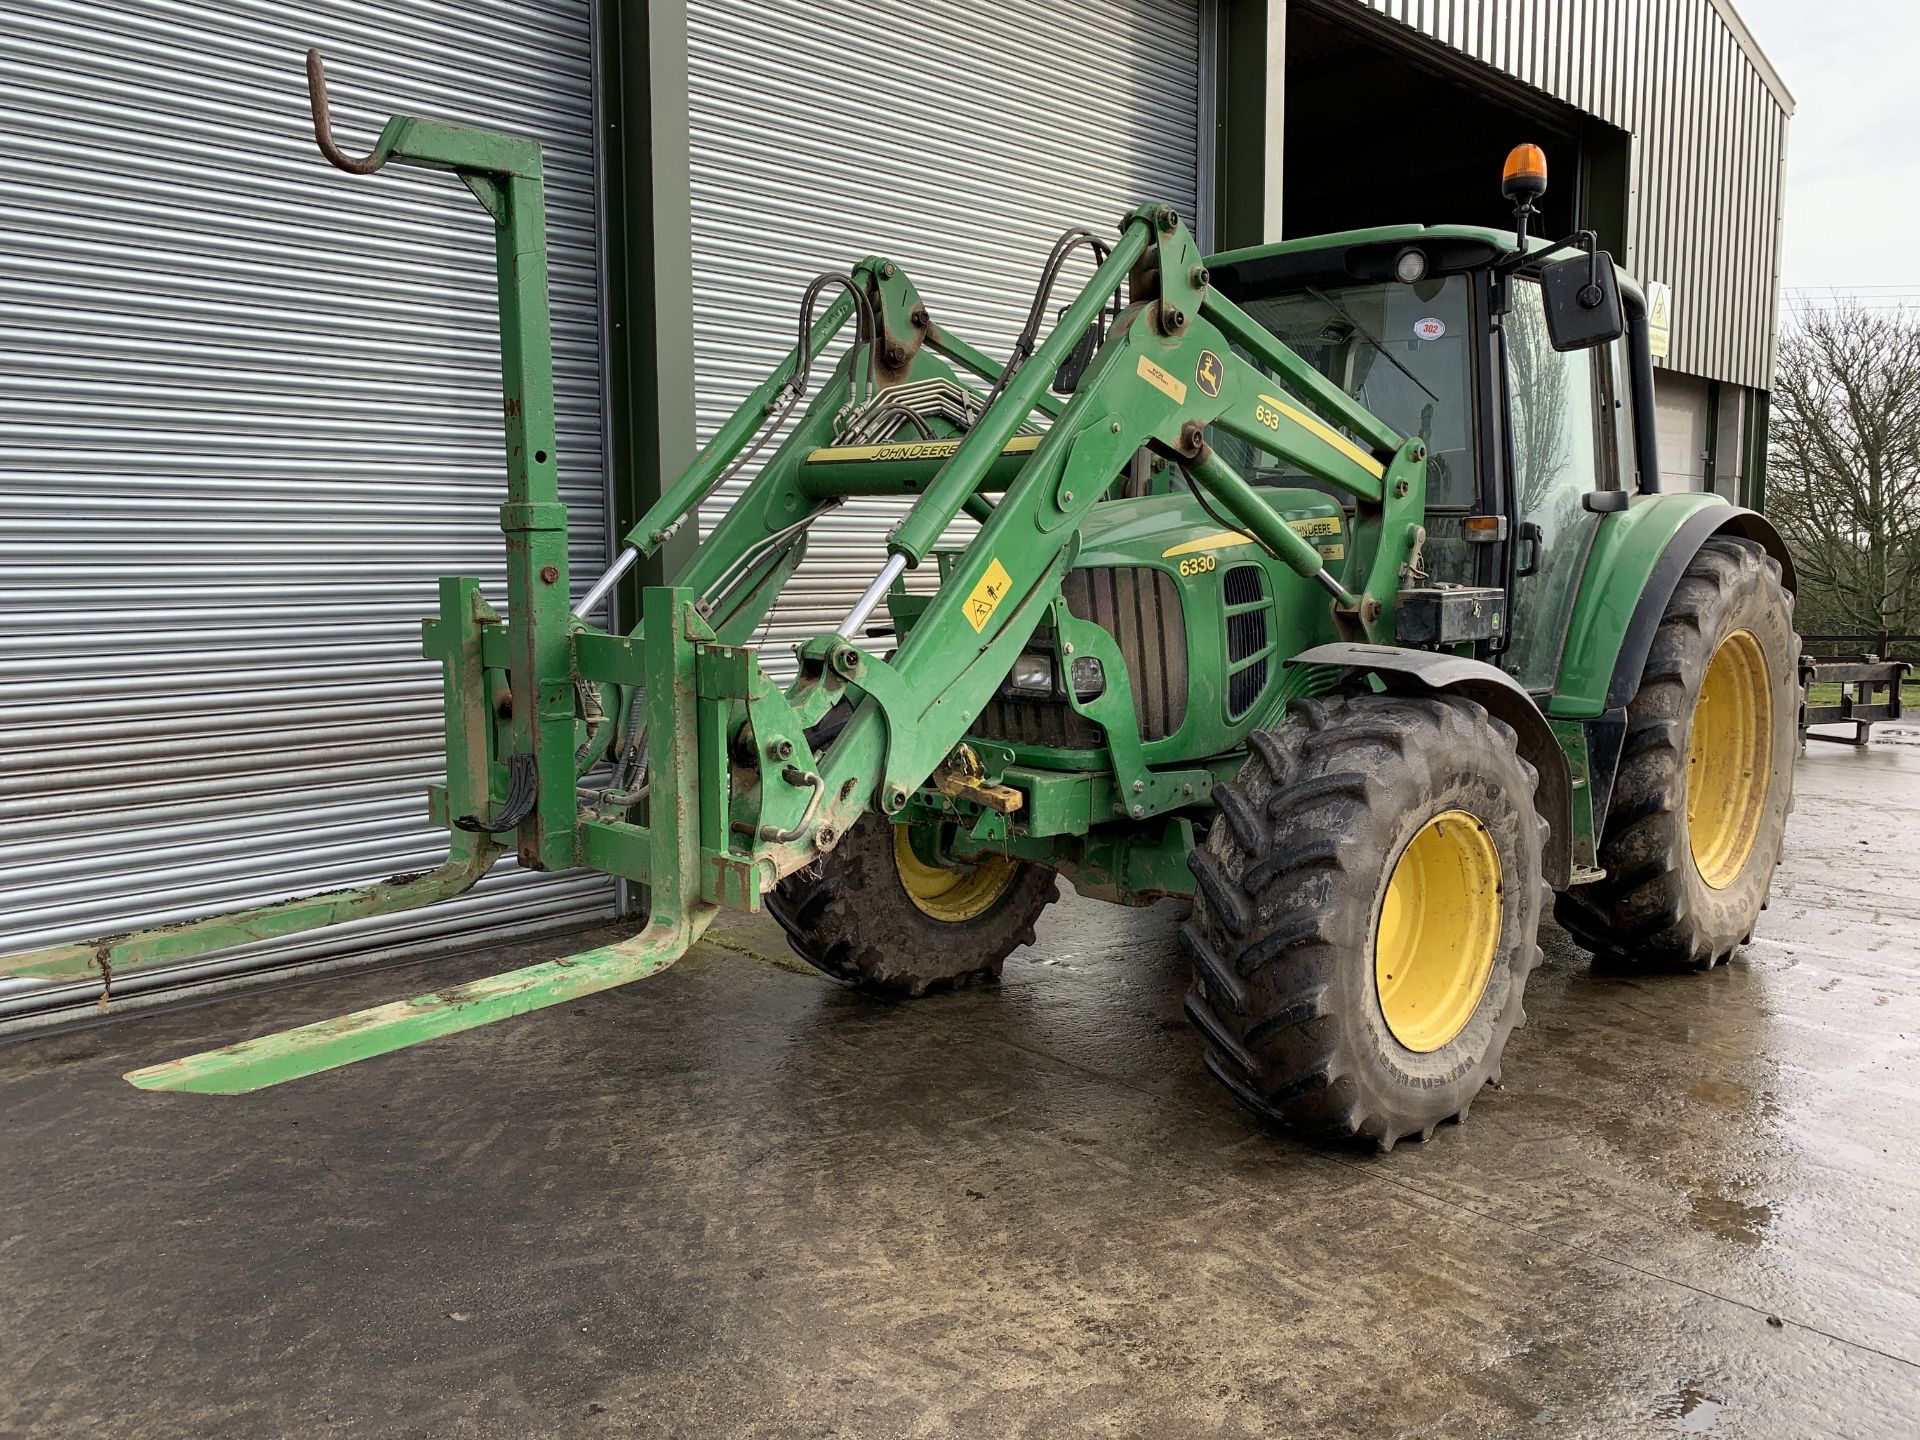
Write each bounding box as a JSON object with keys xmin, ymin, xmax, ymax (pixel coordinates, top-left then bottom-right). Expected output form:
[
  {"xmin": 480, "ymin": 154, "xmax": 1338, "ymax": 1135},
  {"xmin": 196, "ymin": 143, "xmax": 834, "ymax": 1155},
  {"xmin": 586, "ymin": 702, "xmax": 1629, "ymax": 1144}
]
[{"xmin": 1177, "ymin": 554, "xmax": 1217, "ymax": 577}]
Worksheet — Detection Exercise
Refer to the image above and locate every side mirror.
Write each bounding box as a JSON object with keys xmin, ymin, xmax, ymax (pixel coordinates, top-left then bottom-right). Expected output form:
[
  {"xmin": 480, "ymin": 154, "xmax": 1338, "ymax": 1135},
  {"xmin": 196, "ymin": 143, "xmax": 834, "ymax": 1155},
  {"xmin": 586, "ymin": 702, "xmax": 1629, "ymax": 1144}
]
[{"xmin": 1540, "ymin": 249, "xmax": 1625, "ymax": 352}]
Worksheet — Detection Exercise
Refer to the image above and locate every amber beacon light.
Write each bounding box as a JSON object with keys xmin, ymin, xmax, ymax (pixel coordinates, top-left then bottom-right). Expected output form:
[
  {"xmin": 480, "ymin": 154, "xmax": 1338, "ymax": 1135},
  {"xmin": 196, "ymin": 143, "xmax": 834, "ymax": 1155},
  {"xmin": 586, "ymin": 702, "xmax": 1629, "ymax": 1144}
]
[{"xmin": 1502, "ymin": 142, "xmax": 1549, "ymax": 203}]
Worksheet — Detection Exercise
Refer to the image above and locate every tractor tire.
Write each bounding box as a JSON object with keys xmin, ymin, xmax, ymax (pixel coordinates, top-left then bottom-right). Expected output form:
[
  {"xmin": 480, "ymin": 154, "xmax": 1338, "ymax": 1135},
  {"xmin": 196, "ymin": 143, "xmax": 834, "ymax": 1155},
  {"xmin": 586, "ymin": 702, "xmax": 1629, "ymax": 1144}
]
[
  {"xmin": 1182, "ymin": 693, "xmax": 1547, "ymax": 1152},
  {"xmin": 1555, "ymin": 536, "xmax": 1797, "ymax": 969},
  {"xmin": 767, "ymin": 811, "xmax": 1059, "ymax": 996}
]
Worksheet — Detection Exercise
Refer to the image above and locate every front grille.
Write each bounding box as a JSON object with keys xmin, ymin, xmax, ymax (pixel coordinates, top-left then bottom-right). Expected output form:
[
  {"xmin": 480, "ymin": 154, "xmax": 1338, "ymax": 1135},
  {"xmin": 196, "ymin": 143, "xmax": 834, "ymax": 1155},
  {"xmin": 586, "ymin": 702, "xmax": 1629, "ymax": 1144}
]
[
  {"xmin": 1063, "ymin": 566, "xmax": 1187, "ymax": 742},
  {"xmin": 1223, "ymin": 564, "xmax": 1265, "ymax": 606},
  {"xmin": 1229, "ymin": 658, "xmax": 1269, "ymax": 718},
  {"xmin": 1226, "ymin": 610, "xmax": 1268, "ymax": 662},
  {"xmin": 967, "ymin": 566, "xmax": 1189, "ymax": 749},
  {"xmin": 1224, "ymin": 564, "xmax": 1270, "ymax": 721},
  {"xmin": 971, "ymin": 693, "xmax": 1104, "ymax": 748}
]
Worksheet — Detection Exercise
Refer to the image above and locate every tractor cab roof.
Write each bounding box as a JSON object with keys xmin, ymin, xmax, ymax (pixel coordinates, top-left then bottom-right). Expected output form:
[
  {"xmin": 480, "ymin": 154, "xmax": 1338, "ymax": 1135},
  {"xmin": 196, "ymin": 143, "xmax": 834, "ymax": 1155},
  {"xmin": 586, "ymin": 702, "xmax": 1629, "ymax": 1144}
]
[{"xmin": 1204, "ymin": 224, "xmax": 1637, "ymax": 305}]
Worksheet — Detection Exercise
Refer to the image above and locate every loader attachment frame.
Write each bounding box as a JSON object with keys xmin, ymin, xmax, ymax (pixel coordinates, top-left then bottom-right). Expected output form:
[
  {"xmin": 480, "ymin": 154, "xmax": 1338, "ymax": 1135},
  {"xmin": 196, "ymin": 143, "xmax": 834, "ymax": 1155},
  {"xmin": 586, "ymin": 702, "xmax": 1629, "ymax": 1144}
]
[{"xmin": 3, "ymin": 54, "xmax": 1431, "ymax": 1092}]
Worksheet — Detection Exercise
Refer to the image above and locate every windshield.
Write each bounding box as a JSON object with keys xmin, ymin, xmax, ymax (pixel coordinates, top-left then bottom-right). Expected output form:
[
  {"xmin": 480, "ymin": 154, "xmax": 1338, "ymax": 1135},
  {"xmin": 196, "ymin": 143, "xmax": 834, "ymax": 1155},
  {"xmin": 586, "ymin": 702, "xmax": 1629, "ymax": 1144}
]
[{"xmin": 1215, "ymin": 275, "xmax": 1476, "ymax": 510}]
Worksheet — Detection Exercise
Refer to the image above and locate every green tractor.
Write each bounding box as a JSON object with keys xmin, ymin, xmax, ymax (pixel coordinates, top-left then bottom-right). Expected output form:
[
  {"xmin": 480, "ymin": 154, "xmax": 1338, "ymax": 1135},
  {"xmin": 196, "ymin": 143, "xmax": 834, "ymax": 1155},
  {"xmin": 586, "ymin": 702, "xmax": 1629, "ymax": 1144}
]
[{"xmin": 3, "ymin": 60, "xmax": 1798, "ymax": 1153}]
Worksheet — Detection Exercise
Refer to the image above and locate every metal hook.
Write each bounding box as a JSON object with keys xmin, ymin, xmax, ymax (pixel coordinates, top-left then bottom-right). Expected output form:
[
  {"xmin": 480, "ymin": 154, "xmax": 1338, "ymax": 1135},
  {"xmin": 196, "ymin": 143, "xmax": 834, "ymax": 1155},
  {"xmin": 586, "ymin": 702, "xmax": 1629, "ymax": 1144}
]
[{"xmin": 306, "ymin": 48, "xmax": 383, "ymax": 175}]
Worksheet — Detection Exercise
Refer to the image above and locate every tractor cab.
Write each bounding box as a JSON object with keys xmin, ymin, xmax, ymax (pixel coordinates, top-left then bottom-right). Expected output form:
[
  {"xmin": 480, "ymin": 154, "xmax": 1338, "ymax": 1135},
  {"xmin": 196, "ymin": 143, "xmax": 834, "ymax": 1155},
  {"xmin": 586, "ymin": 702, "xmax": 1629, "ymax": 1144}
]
[{"xmin": 1204, "ymin": 145, "xmax": 1654, "ymax": 695}]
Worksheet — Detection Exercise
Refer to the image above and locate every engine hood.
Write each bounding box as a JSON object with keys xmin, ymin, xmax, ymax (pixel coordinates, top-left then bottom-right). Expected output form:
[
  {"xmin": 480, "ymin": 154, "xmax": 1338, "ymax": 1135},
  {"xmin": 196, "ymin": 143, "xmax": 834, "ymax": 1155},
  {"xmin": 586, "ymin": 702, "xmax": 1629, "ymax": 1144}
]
[{"xmin": 1071, "ymin": 487, "xmax": 1347, "ymax": 569}]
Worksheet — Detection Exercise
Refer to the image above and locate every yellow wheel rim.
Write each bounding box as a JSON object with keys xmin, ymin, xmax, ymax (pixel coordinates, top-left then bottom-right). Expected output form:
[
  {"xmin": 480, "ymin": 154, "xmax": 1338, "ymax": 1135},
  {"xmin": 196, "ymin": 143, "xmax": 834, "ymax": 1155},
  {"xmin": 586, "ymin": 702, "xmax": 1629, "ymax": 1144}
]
[
  {"xmin": 892, "ymin": 825, "xmax": 1018, "ymax": 922},
  {"xmin": 1374, "ymin": 810, "xmax": 1504, "ymax": 1053},
  {"xmin": 1686, "ymin": 628, "xmax": 1772, "ymax": 890}
]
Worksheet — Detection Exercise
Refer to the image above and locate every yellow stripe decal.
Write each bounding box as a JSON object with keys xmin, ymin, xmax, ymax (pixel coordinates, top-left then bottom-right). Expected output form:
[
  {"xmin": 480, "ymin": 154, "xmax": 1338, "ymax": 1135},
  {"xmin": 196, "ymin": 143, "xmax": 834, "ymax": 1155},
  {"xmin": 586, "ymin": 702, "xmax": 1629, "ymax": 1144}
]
[
  {"xmin": 805, "ymin": 435, "xmax": 1042, "ymax": 464},
  {"xmin": 1160, "ymin": 516, "xmax": 1344, "ymax": 559},
  {"xmin": 1161, "ymin": 530, "xmax": 1258, "ymax": 559},
  {"xmin": 1260, "ymin": 395, "xmax": 1386, "ymax": 480}
]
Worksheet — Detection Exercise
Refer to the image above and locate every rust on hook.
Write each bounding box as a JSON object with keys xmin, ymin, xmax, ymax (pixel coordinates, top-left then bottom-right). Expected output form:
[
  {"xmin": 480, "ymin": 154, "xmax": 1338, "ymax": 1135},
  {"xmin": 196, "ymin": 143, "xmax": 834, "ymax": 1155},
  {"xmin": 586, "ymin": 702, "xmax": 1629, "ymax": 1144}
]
[{"xmin": 306, "ymin": 48, "xmax": 384, "ymax": 175}]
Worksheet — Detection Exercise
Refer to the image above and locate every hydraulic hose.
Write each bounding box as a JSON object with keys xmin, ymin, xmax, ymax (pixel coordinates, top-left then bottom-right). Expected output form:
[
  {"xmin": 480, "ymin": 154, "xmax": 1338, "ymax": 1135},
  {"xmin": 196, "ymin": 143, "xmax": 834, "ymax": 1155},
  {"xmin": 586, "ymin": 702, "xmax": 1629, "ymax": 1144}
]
[
  {"xmin": 978, "ymin": 227, "xmax": 1114, "ymax": 414},
  {"xmin": 888, "ymin": 218, "xmax": 1150, "ymax": 565}
]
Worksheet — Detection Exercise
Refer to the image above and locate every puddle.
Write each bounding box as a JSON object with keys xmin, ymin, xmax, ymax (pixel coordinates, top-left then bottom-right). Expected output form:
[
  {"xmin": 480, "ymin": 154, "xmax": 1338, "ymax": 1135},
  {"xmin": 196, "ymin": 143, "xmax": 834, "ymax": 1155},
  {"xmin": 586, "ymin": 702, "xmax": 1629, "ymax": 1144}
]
[
  {"xmin": 1653, "ymin": 1381, "xmax": 1728, "ymax": 1433},
  {"xmin": 1687, "ymin": 1184, "xmax": 1774, "ymax": 1246}
]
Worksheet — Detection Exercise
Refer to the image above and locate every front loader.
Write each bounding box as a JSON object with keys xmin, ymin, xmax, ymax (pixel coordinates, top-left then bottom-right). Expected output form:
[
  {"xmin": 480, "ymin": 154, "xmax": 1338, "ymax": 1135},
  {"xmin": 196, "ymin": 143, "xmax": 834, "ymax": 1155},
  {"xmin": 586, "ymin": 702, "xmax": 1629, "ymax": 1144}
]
[{"xmin": 2, "ymin": 62, "xmax": 1800, "ymax": 1150}]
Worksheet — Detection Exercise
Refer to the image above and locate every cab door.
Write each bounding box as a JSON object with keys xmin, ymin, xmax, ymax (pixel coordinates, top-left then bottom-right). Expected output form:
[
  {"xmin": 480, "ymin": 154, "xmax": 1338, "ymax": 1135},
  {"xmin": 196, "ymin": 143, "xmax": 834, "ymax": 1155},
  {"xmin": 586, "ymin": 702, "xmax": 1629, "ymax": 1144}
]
[{"xmin": 1496, "ymin": 276, "xmax": 1620, "ymax": 693}]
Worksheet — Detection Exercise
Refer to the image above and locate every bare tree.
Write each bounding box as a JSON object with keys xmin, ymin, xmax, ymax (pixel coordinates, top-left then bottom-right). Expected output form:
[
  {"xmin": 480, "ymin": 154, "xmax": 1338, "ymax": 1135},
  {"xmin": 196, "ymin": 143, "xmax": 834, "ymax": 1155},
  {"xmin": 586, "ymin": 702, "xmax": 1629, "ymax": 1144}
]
[{"xmin": 1768, "ymin": 303, "xmax": 1920, "ymax": 633}]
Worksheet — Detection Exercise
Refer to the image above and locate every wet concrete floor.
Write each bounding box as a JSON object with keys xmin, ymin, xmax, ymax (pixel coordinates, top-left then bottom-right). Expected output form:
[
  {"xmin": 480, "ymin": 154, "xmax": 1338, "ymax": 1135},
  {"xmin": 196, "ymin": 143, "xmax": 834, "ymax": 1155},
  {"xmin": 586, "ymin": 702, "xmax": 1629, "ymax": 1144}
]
[{"xmin": 4, "ymin": 733, "xmax": 1919, "ymax": 1439}]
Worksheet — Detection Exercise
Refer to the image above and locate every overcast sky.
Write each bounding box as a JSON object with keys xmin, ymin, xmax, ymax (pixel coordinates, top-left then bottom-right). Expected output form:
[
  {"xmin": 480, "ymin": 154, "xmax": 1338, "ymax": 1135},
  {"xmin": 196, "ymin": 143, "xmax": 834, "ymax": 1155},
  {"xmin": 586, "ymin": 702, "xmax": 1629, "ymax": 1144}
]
[{"xmin": 1733, "ymin": 0, "xmax": 1920, "ymax": 311}]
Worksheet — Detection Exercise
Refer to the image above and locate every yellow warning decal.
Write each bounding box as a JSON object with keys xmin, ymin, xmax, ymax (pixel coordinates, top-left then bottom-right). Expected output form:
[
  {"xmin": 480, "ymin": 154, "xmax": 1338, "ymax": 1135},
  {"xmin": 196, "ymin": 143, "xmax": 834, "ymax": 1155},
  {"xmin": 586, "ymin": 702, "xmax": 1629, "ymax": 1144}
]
[
  {"xmin": 1160, "ymin": 516, "xmax": 1344, "ymax": 559},
  {"xmin": 1258, "ymin": 394, "xmax": 1386, "ymax": 480},
  {"xmin": 964, "ymin": 558, "xmax": 1014, "ymax": 633},
  {"xmin": 1137, "ymin": 354, "xmax": 1188, "ymax": 404},
  {"xmin": 805, "ymin": 435, "xmax": 1042, "ymax": 464}
]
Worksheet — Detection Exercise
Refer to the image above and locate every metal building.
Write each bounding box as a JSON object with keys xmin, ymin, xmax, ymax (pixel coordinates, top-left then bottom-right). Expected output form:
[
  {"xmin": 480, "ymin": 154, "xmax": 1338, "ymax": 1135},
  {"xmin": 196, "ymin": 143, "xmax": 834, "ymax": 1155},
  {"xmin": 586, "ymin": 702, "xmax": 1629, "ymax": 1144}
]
[
  {"xmin": 0, "ymin": 0, "xmax": 617, "ymax": 1018},
  {"xmin": 0, "ymin": 0, "xmax": 1791, "ymax": 1016},
  {"xmin": 1324, "ymin": 0, "xmax": 1794, "ymax": 498}
]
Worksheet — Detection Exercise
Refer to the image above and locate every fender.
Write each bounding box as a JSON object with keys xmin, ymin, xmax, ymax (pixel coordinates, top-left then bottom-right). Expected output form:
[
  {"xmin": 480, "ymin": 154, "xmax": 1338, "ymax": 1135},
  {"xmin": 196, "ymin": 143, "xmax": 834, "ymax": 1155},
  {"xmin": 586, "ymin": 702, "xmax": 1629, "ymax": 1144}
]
[
  {"xmin": 1549, "ymin": 495, "xmax": 1796, "ymax": 718},
  {"xmin": 1287, "ymin": 643, "xmax": 1573, "ymax": 890}
]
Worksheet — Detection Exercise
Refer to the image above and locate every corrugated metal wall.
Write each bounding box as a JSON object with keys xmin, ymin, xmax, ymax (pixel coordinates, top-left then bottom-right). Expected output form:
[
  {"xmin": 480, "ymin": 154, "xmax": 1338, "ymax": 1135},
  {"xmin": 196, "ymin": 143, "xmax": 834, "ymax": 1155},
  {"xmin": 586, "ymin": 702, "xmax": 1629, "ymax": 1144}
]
[
  {"xmin": 0, "ymin": 0, "xmax": 615, "ymax": 1015},
  {"xmin": 1354, "ymin": 0, "xmax": 1792, "ymax": 391},
  {"xmin": 685, "ymin": 0, "xmax": 1204, "ymax": 664}
]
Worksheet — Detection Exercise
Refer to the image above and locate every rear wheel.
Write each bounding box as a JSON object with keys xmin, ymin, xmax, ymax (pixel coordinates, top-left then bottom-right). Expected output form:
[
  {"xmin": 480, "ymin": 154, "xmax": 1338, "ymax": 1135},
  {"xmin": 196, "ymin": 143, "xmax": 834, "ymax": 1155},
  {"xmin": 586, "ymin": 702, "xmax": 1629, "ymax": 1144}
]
[
  {"xmin": 1182, "ymin": 693, "xmax": 1547, "ymax": 1151},
  {"xmin": 1555, "ymin": 537, "xmax": 1797, "ymax": 969},
  {"xmin": 767, "ymin": 812, "xmax": 1059, "ymax": 995}
]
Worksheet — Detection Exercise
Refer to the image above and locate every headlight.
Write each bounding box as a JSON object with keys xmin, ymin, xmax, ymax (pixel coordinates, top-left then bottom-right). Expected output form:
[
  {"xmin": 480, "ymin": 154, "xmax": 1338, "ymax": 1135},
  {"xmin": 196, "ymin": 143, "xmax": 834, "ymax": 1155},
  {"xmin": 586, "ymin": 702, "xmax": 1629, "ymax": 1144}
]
[
  {"xmin": 1069, "ymin": 656, "xmax": 1105, "ymax": 700},
  {"xmin": 1008, "ymin": 653, "xmax": 1054, "ymax": 697},
  {"xmin": 1392, "ymin": 246, "xmax": 1428, "ymax": 284}
]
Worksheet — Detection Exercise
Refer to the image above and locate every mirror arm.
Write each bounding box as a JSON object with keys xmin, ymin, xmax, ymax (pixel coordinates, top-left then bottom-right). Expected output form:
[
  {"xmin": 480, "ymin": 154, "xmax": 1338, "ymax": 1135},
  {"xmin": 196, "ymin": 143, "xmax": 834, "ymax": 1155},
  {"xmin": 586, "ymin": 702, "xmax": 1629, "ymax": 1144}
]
[{"xmin": 1497, "ymin": 228, "xmax": 1597, "ymax": 279}]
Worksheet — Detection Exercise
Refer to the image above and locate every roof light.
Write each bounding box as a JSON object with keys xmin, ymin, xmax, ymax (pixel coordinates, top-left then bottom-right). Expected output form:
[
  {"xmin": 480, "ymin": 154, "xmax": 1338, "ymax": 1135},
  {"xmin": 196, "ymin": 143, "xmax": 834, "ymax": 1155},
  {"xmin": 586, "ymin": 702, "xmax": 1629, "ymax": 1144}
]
[
  {"xmin": 1392, "ymin": 246, "xmax": 1428, "ymax": 284},
  {"xmin": 1502, "ymin": 143, "xmax": 1549, "ymax": 203}
]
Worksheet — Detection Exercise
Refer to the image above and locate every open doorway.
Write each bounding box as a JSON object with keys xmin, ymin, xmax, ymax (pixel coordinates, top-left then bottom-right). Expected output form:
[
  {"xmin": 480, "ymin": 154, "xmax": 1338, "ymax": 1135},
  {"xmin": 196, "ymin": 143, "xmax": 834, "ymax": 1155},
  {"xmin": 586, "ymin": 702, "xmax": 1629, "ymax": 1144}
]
[{"xmin": 1281, "ymin": 1, "xmax": 1627, "ymax": 252}]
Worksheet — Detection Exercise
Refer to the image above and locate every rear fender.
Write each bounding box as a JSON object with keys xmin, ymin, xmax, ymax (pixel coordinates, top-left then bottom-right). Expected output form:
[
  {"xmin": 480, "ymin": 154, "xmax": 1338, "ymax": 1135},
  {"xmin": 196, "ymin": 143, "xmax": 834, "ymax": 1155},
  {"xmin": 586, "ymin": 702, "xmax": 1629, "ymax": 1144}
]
[
  {"xmin": 1550, "ymin": 495, "xmax": 1796, "ymax": 718},
  {"xmin": 1287, "ymin": 644, "xmax": 1572, "ymax": 889}
]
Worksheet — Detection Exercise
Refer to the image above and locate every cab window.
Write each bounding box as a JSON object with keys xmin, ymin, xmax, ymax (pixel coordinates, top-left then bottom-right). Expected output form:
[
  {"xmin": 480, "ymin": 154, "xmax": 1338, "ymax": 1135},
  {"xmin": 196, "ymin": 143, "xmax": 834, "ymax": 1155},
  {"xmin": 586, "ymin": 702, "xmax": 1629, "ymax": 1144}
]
[{"xmin": 1217, "ymin": 275, "xmax": 1477, "ymax": 510}]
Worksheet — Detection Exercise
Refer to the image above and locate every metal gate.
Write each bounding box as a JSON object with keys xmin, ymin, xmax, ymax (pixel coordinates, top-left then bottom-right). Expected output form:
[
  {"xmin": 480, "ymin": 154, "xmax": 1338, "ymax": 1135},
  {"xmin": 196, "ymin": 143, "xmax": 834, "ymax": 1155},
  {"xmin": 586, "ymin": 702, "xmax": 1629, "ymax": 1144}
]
[
  {"xmin": 0, "ymin": 0, "xmax": 614, "ymax": 1018},
  {"xmin": 686, "ymin": 0, "xmax": 1207, "ymax": 663}
]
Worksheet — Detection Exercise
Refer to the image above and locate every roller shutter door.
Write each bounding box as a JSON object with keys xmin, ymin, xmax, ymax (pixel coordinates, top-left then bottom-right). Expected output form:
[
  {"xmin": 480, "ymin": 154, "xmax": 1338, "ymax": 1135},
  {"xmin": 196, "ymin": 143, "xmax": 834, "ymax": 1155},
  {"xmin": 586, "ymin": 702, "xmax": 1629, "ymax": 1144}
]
[
  {"xmin": 0, "ymin": 0, "xmax": 613, "ymax": 1016},
  {"xmin": 687, "ymin": 0, "xmax": 1204, "ymax": 665}
]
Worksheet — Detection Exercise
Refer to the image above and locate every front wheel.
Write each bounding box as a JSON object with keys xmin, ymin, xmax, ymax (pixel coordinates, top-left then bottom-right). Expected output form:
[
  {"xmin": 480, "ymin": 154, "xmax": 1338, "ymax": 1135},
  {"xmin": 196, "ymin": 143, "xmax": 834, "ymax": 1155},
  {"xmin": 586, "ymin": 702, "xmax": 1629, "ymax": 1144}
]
[
  {"xmin": 1182, "ymin": 693, "xmax": 1547, "ymax": 1151},
  {"xmin": 767, "ymin": 812, "xmax": 1059, "ymax": 995}
]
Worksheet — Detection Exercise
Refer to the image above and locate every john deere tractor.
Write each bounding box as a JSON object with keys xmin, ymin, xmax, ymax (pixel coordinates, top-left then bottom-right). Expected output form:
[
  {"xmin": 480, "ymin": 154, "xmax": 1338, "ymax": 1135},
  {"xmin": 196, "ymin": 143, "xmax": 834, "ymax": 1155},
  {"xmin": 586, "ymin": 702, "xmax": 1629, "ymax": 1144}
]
[{"xmin": 2, "ymin": 62, "xmax": 1798, "ymax": 1153}]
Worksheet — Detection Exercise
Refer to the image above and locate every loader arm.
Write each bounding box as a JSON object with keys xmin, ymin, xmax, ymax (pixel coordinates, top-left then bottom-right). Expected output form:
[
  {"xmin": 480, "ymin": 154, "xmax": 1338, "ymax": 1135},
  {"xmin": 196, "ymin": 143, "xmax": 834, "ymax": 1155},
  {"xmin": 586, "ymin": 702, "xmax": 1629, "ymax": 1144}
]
[
  {"xmin": 5, "ymin": 59, "xmax": 1427, "ymax": 1093},
  {"xmin": 737, "ymin": 209, "xmax": 1427, "ymax": 882}
]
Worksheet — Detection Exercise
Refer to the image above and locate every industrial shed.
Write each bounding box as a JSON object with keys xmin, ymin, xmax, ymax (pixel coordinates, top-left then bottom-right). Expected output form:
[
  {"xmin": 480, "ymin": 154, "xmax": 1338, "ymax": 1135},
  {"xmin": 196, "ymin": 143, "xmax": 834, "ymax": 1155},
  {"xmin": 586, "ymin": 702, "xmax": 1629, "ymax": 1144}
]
[
  {"xmin": 0, "ymin": 0, "xmax": 1791, "ymax": 1015},
  {"xmin": 1266, "ymin": 0, "xmax": 1794, "ymax": 500}
]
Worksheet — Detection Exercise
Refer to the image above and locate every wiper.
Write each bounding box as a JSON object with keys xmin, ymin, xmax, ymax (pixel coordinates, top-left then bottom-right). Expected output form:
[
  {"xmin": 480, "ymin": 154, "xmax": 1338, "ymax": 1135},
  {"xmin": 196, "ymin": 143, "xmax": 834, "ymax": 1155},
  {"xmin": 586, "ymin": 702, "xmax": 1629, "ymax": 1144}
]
[{"xmin": 1305, "ymin": 284, "xmax": 1439, "ymax": 404}]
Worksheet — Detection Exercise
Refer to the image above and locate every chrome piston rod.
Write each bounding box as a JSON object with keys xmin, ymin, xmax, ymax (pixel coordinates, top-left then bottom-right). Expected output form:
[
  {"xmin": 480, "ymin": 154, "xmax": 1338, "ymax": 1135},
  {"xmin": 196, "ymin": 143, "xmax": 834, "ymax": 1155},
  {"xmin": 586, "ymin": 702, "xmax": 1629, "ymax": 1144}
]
[
  {"xmin": 573, "ymin": 546, "xmax": 639, "ymax": 619},
  {"xmin": 837, "ymin": 553, "xmax": 908, "ymax": 638}
]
